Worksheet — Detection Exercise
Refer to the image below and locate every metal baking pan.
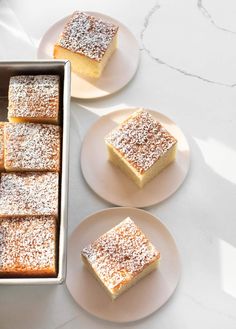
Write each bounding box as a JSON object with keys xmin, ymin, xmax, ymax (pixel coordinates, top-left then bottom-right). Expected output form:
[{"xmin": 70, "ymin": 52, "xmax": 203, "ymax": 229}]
[{"xmin": 0, "ymin": 60, "xmax": 71, "ymax": 284}]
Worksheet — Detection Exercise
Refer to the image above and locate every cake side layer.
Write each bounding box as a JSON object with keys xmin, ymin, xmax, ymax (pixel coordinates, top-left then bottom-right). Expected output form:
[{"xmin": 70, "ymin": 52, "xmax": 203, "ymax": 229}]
[
  {"xmin": 140, "ymin": 142, "xmax": 177, "ymax": 187},
  {"xmin": 54, "ymin": 29, "xmax": 117, "ymax": 78},
  {"xmin": 106, "ymin": 140, "xmax": 177, "ymax": 188},
  {"xmin": 81, "ymin": 253, "xmax": 159, "ymax": 300}
]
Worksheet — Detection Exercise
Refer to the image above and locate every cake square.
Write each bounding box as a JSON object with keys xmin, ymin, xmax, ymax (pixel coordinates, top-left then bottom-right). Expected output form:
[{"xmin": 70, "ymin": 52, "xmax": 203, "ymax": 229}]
[
  {"xmin": 0, "ymin": 216, "xmax": 57, "ymax": 277},
  {"xmin": 105, "ymin": 109, "xmax": 177, "ymax": 188},
  {"xmin": 4, "ymin": 123, "xmax": 61, "ymax": 172},
  {"xmin": 0, "ymin": 123, "xmax": 4, "ymax": 171},
  {"xmin": 0, "ymin": 172, "xmax": 59, "ymax": 217},
  {"xmin": 8, "ymin": 75, "xmax": 60, "ymax": 124},
  {"xmin": 54, "ymin": 11, "xmax": 118, "ymax": 78},
  {"xmin": 81, "ymin": 217, "xmax": 160, "ymax": 300}
]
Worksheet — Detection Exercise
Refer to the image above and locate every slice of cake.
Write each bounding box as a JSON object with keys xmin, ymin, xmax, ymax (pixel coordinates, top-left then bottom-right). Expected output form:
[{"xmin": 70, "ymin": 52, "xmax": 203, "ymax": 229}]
[
  {"xmin": 4, "ymin": 123, "xmax": 61, "ymax": 172},
  {"xmin": 0, "ymin": 172, "xmax": 59, "ymax": 217},
  {"xmin": 0, "ymin": 123, "xmax": 4, "ymax": 171},
  {"xmin": 54, "ymin": 11, "xmax": 118, "ymax": 78},
  {"xmin": 81, "ymin": 217, "xmax": 160, "ymax": 300},
  {"xmin": 0, "ymin": 216, "xmax": 57, "ymax": 277},
  {"xmin": 105, "ymin": 109, "xmax": 177, "ymax": 188},
  {"xmin": 8, "ymin": 75, "xmax": 60, "ymax": 124}
]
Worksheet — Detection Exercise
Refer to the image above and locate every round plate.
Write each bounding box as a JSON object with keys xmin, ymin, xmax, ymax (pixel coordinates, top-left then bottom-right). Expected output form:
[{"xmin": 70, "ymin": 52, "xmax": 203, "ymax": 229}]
[
  {"xmin": 81, "ymin": 109, "xmax": 190, "ymax": 207},
  {"xmin": 66, "ymin": 207, "xmax": 181, "ymax": 323},
  {"xmin": 37, "ymin": 12, "xmax": 140, "ymax": 99}
]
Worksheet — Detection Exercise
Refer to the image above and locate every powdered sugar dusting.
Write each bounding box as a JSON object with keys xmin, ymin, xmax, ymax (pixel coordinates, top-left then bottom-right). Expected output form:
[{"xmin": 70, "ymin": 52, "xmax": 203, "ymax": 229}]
[
  {"xmin": 4, "ymin": 123, "xmax": 60, "ymax": 171},
  {"xmin": 8, "ymin": 75, "xmax": 59, "ymax": 120},
  {"xmin": 105, "ymin": 109, "xmax": 177, "ymax": 174},
  {"xmin": 0, "ymin": 216, "xmax": 56, "ymax": 276},
  {"xmin": 81, "ymin": 217, "xmax": 160, "ymax": 290},
  {"xmin": 0, "ymin": 172, "xmax": 59, "ymax": 217},
  {"xmin": 57, "ymin": 11, "xmax": 118, "ymax": 62}
]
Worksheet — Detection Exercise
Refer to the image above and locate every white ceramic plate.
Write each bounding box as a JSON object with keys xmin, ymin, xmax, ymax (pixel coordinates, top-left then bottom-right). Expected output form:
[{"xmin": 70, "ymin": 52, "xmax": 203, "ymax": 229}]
[
  {"xmin": 66, "ymin": 207, "xmax": 181, "ymax": 323},
  {"xmin": 37, "ymin": 12, "xmax": 140, "ymax": 99},
  {"xmin": 81, "ymin": 109, "xmax": 190, "ymax": 207}
]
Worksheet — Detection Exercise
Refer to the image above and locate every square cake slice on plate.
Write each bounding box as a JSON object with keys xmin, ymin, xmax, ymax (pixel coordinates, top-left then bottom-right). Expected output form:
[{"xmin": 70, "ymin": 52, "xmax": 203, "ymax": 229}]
[
  {"xmin": 0, "ymin": 216, "xmax": 57, "ymax": 277},
  {"xmin": 81, "ymin": 217, "xmax": 160, "ymax": 300},
  {"xmin": 105, "ymin": 109, "xmax": 177, "ymax": 188},
  {"xmin": 54, "ymin": 11, "xmax": 118, "ymax": 78},
  {"xmin": 8, "ymin": 75, "xmax": 60, "ymax": 124},
  {"xmin": 0, "ymin": 172, "xmax": 59, "ymax": 217},
  {"xmin": 4, "ymin": 123, "xmax": 61, "ymax": 172}
]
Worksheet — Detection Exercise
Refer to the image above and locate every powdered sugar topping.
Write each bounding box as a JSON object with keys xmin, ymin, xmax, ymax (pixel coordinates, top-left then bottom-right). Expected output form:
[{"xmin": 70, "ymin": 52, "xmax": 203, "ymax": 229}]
[
  {"xmin": 0, "ymin": 216, "xmax": 56, "ymax": 275},
  {"xmin": 81, "ymin": 217, "xmax": 160, "ymax": 290},
  {"xmin": 8, "ymin": 75, "xmax": 59, "ymax": 120},
  {"xmin": 4, "ymin": 123, "xmax": 60, "ymax": 171},
  {"xmin": 57, "ymin": 11, "xmax": 118, "ymax": 62},
  {"xmin": 105, "ymin": 109, "xmax": 177, "ymax": 174},
  {"xmin": 0, "ymin": 172, "xmax": 59, "ymax": 216}
]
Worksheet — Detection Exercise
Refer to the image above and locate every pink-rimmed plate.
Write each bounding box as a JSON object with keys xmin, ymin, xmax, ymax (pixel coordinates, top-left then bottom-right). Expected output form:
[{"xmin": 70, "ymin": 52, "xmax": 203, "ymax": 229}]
[
  {"xmin": 37, "ymin": 12, "xmax": 140, "ymax": 99},
  {"xmin": 66, "ymin": 207, "xmax": 181, "ymax": 322},
  {"xmin": 81, "ymin": 108, "xmax": 190, "ymax": 207}
]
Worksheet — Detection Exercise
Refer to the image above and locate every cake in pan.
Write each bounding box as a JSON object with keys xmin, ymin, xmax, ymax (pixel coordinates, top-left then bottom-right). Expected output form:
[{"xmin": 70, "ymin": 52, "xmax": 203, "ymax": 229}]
[
  {"xmin": 54, "ymin": 11, "xmax": 118, "ymax": 78},
  {"xmin": 0, "ymin": 216, "xmax": 57, "ymax": 277},
  {"xmin": 105, "ymin": 109, "xmax": 177, "ymax": 188},
  {"xmin": 81, "ymin": 217, "xmax": 160, "ymax": 300},
  {"xmin": 4, "ymin": 123, "xmax": 60, "ymax": 172},
  {"xmin": 0, "ymin": 172, "xmax": 59, "ymax": 218},
  {"xmin": 8, "ymin": 75, "xmax": 60, "ymax": 124}
]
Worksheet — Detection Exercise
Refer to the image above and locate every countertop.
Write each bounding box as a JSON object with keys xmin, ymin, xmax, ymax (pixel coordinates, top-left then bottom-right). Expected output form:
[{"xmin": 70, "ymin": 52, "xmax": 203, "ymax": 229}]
[{"xmin": 0, "ymin": 0, "xmax": 236, "ymax": 328}]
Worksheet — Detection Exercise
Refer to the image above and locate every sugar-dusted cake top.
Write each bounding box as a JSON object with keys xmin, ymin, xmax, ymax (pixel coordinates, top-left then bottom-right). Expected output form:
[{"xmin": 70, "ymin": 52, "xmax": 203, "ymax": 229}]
[
  {"xmin": 105, "ymin": 109, "xmax": 177, "ymax": 174},
  {"xmin": 0, "ymin": 172, "xmax": 59, "ymax": 217},
  {"xmin": 57, "ymin": 11, "xmax": 118, "ymax": 62},
  {"xmin": 0, "ymin": 216, "xmax": 56, "ymax": 276},
  {"xmin": 8, "ymin": 75, "xmax": 59, "ymax": 120},
  {"xmin": 0, "ymin": 123, "xmax": 4, "ymax": 168},
  {"xmin": 81, "ymin": 217, "xmax": 160, "ymax": 291},
  {"xmin": 4, "ymin": 123, "xmax": 60, "ymax": 171}
]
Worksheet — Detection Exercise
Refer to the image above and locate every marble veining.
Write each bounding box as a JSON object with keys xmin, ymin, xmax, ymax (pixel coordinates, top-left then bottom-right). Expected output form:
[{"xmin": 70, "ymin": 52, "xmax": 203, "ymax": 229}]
[
  {"xmin": 140, "ymin": 1, "xmax": 236, "ymax": 87},
  {"xmin": 1, "ymin": 1, "xmax": 236, "ymax": 328},
  {"xmin": 197, "ymin": 0, "xmax": 236, "ymax": 35}
]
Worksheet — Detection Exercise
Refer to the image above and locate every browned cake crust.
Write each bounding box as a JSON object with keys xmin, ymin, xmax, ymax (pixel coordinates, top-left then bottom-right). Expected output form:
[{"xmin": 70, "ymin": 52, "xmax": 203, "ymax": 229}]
[
  {"xmin": 56, "ymin": 11, "xmax": 118, "ymax": 62},
  {"xmin": 4, "ymin": 123, "xmax": 61, "ymax": 172},
  {"xmin": 105, "ymin": 109, "xmax": 177, "ymax": 174},
  {"xmin": 0, "ymin": 216, "xmax": 57, "ymax": 277},
  {"xmin": 8, "ymin": 75, "xmax": 59, "ymax": 124},
  {"xmin": 81, "ymin": 217, "xmax": 160, "ymax": 295},
  {"xmin": 0, "ymin": 123, "xmax": 4, "ymax": 170},
  {"xmin": 0, "ymin": 172, "xmax": 59, "ymax": 217}
]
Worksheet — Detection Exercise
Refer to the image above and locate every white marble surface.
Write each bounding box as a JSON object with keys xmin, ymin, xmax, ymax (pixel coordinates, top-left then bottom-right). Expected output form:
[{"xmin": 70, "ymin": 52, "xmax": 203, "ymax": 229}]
[{"xmin": 0, "ymin": 0, "xmax": 236, "ymax": 328}]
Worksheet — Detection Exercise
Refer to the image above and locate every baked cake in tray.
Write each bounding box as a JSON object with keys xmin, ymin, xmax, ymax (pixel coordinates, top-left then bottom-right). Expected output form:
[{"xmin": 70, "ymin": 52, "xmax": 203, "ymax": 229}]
[
  {"xmin": 0, "ymin": 123, "xmax": 4, "ymax": 171},
  {"xmin": 105, "ymin": 109, "xmax": 177, "ymax": 188},
  {"xmin": 8, "ymin": 75, "xmax": 60, "ymax": 124},
  {"xmin": 54, "ymin": 11, "xmax": 118, "ymax": 78},
  {"xmin": 0, "ymin": 172, "xmax": 59, "ymax": 217},
  {"xmin": 81, "ymin": 217, "xmax": 160, "ymax": 300},
  {"xmin": 4, "ymin": 123, "xmax": 61, "ymax": 172},
  {"xmin": 0, "ymin": 216, "xmax": 57, "ymax": 277}
]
